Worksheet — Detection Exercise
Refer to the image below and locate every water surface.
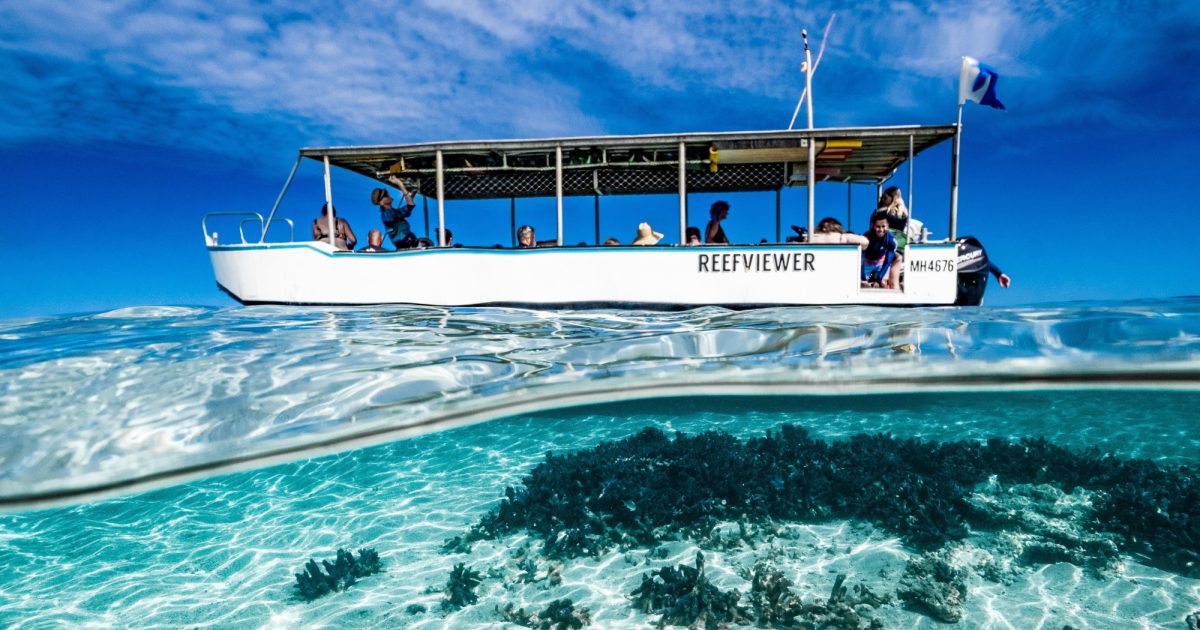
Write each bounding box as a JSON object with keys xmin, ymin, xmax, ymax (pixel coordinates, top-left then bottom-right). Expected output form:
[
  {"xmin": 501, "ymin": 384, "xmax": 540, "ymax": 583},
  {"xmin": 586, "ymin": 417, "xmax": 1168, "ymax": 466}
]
[{"xmin": 0, "ymin": 299, "xmax": 1198, "ymax": 627}]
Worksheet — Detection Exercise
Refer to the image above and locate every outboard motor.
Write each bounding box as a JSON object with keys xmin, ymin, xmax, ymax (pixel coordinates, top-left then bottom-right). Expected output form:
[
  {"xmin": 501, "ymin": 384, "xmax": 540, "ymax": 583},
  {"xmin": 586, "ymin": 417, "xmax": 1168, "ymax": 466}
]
[{"xmin": 954, "ymin": 236, "xmax": 991, "ymax": 306}]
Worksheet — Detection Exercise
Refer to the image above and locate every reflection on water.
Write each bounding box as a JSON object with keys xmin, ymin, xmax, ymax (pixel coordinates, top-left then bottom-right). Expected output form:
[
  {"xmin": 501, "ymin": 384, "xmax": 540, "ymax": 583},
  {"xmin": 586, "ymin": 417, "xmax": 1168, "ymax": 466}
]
[
  {"xmin": 0, "ymin": 300, "xmax": 1198, "ymax": 626},
  {"xmin": 2, "ymin": 299, "xmax": 1198, "ymax": 507}
]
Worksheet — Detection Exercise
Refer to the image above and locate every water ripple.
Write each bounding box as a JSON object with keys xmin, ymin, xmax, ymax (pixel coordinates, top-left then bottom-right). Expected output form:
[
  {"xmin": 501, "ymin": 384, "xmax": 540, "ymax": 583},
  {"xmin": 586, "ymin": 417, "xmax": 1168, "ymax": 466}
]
[{"xmin": 1, "ymin": 298, "xmax": 1198, "ymax": 509}]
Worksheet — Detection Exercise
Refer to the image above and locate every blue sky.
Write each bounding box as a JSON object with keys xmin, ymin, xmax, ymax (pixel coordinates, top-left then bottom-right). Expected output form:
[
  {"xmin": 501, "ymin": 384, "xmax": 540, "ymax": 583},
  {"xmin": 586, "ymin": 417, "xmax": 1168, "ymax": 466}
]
[{"xmin": 3, "ymin": 1, "xmax": 1198, "ymax": 317}]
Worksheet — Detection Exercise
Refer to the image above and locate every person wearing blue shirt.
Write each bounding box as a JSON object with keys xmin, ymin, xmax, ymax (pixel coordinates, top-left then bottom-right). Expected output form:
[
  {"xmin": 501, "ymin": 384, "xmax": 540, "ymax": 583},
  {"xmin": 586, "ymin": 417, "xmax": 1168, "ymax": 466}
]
[
  {"xmin": 371, "ymin": 175, "xmax": 419, "ymax": 249},
  {"xmin": 861, "ymin": 212, "xmax": 897, "ymax": 288},
  {"xmin": 988, "ymin": 262, "xmax": 1012, "ymax": 288}
]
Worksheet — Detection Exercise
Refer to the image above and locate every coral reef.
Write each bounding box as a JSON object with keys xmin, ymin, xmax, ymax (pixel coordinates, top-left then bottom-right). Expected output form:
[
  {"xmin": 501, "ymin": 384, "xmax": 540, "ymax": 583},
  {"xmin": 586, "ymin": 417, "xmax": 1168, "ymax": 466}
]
[
  {"xmin": 498, "ymin": 598, "xmax": 592, "ymax": 629},
  {"xmin": 627, "ymin": 555, "xmax": 889, "ymax": 629},
  {"xmin": 897, "ymin": 548, "xmax": 968, "ymax": 623},
  {"xmin": 451, "ymin": 425, "xmax": 1199, "ymax": 578},
  {"xmin": 441, "ymin": 563, "xmax": 484, "ymax": 610},
  {"xmin": 293, "ymin": 547, "xmax": 383, "ymax": 601},
  {"xmin": 1092, "ymin": 459, "xmax": 1200, "ymax": 577},
  {"xmin": 629, "ymin": 551, "xmax": 751, "ymax": 629},
  {"xmin": 746, "ymin": 567, "xmax": 888, "ymax": 629},
  {"xmin": 964, "ymin": 482, "xmax": 1122, "ymax": 576}
]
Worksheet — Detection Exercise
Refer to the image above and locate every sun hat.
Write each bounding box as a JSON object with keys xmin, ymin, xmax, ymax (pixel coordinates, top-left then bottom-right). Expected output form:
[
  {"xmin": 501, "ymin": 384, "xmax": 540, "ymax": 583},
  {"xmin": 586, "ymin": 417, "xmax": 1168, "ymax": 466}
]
[
  {"xmin": 371, "ymin": 188, "xmax": 388, "ymax": 204},
  {"xmin": 632, "ymin": 222, "xmax": 664, "ymax": 245}
]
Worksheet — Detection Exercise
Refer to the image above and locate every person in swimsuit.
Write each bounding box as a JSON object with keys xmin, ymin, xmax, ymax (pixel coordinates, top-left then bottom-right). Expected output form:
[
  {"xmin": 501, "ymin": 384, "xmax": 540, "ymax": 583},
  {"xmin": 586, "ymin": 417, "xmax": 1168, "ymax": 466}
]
[
  {"xmin": 312, "ymin": 203, "xmax": 356, "ymax": 251},
  {"xmin": 705, "ymin": 200, "xmax": 730, "ymax": 244},
  {"xmin": 810, "ymin": 217, "xmax": 868, "ymax": 247}
]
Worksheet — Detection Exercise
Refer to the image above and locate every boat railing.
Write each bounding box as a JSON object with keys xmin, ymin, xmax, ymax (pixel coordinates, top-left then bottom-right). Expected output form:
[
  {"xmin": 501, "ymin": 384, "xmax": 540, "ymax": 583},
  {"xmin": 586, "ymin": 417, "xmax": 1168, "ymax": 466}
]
[
  {"xmin": 251, "ymin": 217, "xmax": 295, "ymax": 243},
  {"xmin": 202, "ymin": 212, "xmax": 294, "ymax": 246}
]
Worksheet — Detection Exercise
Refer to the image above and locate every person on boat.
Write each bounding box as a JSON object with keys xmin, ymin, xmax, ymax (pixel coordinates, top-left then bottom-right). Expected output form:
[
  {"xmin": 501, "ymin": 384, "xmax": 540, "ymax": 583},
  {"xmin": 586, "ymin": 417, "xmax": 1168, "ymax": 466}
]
[
  {"xmin": 810, "ymin": 217, "xmax": 868, "ymax": 247},
  {"xmin": 517, "ymin": 225, "xmax": 536, "ymax": 248},
  {"xmin": 861, "ymin": 212, "xmax": 897, "ymax": 288},
  {"xmin": 686, "ymin": 226, "xmax": 701, "ymax": 245},
  {"xmin": 312, "ymin": 203, "xmax": 357, "ymax": 251},
  {"xmin": 990, "ymin": 262, "xmax": 1012, "ymax": 288},
  {"xmin": 705, "ymin": 201, "xmax": 730, "ymax": 244},
  {"xmin": 435, "ymin": 228, "xmax": 453, "ymax": 247},
  {"xmin": 372, "ymin": 175, "xmax": 419, "ymax": 249},
  {"xmin": 876, "ymin": 187, "xmax": 913, "ymax": 288},
  {"xmin": 632, "ymin": 222, "xmax": 663, "ymax": 245},
  {"xmin": 603, "ymin": 237, "xmax": 620, "ymax": 246},
  {"xmin": 358, "ymin": 229, "xmax": 388, "ymax": 252}
]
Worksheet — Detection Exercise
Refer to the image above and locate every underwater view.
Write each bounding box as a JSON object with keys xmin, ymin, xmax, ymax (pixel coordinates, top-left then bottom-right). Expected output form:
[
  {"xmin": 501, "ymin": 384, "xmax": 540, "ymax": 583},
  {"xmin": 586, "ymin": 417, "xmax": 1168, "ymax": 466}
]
[{"xmin": 1, "ymin": 299, "xmax": 1198, "ymax": 628}]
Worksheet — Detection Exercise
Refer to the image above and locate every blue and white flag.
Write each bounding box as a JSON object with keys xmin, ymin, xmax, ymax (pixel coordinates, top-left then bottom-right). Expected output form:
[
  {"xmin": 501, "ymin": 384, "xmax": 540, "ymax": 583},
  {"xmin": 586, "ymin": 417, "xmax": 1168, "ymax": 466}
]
[{"xmin": 958, "ymin": 56, "xmax": 1005, "ymax": 110}]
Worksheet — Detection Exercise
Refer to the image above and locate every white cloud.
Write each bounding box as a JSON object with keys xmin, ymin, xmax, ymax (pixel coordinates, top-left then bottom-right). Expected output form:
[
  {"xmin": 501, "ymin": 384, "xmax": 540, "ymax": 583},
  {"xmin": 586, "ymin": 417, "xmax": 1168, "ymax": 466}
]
[{"xmin": 0, "ymin": 0, "xmax": 1196, "ymax": 160}]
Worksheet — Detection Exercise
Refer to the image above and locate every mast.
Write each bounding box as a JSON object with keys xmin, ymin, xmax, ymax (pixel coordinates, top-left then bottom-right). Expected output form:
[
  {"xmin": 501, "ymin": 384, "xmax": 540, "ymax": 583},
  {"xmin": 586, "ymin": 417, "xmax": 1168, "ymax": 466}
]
[
  {"xmin": 804, "ymin": 29, "xmax": 816, "ymax": 237},
  {"xmin": 949, "ymin": 104, "xmax": 963, "ymax": 240}
]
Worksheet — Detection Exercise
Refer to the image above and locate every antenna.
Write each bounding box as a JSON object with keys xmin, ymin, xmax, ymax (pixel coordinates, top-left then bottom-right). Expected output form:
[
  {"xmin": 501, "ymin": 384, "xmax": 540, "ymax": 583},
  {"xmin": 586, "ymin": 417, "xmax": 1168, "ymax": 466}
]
[
  {"xmin": 802, "ymin": 30, "xmax": 813, "ymax": 130},
  {"xmin": 788, "ymin": 14, "xmax": 836, "ymax": 130}
]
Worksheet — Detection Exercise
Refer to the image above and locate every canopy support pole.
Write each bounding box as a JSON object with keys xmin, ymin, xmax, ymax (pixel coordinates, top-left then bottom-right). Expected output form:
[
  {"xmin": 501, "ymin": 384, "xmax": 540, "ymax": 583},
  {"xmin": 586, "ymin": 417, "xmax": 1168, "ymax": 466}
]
[
  {"xmin": 261, "ymin": 155, "xmax": 301, "ymax": 243},
  {"xmin": 950, "ymin": 104, "xmax": 963, "ymax": 240},
  {"xmin": 435, "ymin": 150, "xmax": 445, "ymax": 247},
  {"xmin": 907, "ymin": 134, "xmax": 915, "ymax": 214},
  {"xmin": 678, "ymin": 141, "xmax": 687, "ymax": 244},
  {"xmin": 594, "ymin": 194, "xmax": 600, "ymax": 245},
  {"xmin": 806, "ymin": 138, "xmax": 816, "ymax": 236},
  {"xmin": 510, "ymin": 198, "xmax": 516, "ymax": 247},
  {"xmin": 322, "ymin": 155, "xmax": 334, "ymax": 247},
  {"xmin": 555, "ymin": 145, "xmax": 563, "ymax": 246},
  {"xmin": 775, "ymin": 189, "xmax": 781, "ymax": 242},
  {"xmin": 846, "ymin": 182, "xmax": 852, "ymax": 231}
]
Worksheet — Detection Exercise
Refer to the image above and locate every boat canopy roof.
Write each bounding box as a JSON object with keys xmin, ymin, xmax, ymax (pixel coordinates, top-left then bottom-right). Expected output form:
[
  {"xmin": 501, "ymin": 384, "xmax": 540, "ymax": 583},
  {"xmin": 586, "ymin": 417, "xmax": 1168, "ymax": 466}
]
[{"xmin": 300, "ymin": 125, "xmax": 955, "ymax": 201}]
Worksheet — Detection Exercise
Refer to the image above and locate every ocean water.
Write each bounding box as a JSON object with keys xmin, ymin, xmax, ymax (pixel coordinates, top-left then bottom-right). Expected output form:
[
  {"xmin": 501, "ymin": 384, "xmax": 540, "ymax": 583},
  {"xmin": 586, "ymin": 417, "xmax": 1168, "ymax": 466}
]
[{"xmin": 0, "ymin": 299, "xmax": 1198, "ymax": 628}]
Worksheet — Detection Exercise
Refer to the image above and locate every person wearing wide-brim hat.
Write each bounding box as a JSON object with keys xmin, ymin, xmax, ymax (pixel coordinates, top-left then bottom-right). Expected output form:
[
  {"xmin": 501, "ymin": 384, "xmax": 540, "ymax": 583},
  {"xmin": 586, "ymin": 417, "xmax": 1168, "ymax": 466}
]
[{"xmin": 632, "ymin": 222, "xmax": 664, "ymax": 246}]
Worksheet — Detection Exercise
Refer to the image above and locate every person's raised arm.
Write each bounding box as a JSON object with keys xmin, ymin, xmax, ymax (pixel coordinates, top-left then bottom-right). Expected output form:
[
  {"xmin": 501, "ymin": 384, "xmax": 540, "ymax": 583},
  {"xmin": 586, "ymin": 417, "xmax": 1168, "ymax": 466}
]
[{"xmin": 389, "ymin": 175, "xmax": 416, "ymax": 208}]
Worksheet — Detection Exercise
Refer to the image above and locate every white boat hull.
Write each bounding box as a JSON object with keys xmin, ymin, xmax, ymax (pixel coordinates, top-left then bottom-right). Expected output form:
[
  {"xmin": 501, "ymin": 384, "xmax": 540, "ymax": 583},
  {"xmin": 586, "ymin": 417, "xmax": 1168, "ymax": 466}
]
[{"xmin": 208, "ymin": 243, "xmax": 959, "ymax": 307}]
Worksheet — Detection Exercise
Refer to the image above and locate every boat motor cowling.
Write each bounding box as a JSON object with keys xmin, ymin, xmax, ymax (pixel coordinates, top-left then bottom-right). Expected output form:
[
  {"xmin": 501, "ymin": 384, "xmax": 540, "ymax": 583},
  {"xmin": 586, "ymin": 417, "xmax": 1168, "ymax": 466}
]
[{"xmin": 955, "ymin": 236, "xmax": 991, "ymax": 306}]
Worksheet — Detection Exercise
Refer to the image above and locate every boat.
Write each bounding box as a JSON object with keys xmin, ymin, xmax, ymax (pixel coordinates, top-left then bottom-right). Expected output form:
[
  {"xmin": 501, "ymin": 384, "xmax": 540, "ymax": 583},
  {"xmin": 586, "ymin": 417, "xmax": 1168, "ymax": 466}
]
[{"xmin": 204, "ymin": 123, "xmax": 991, "ymax": 308}]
